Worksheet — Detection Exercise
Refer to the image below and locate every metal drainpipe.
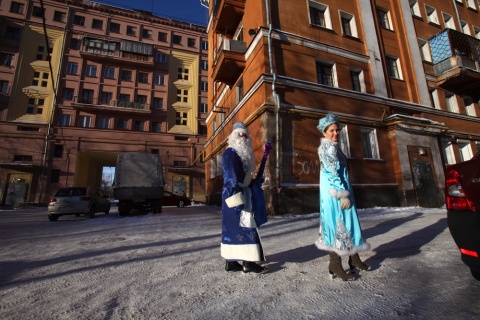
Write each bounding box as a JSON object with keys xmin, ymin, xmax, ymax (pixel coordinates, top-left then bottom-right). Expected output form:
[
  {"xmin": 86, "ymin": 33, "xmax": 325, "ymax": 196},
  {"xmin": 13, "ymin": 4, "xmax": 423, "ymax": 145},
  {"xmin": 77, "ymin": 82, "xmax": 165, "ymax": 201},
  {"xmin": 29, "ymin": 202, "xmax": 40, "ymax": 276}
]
[{"xmin": 265, "ymin": 0, "xmax": 281, "ymax": 191}]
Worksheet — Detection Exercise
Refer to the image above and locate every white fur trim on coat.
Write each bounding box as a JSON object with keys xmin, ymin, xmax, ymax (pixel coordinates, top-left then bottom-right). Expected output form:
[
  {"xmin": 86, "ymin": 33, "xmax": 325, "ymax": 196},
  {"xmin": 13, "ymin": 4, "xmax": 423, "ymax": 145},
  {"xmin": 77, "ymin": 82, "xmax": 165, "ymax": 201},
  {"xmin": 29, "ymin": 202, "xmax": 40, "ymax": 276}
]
[
  {"xmin": 328, "ymin": 188, "xmax": 350, "ymax": 199},
  {"xmin": 225, "ymin": 192, "xmax": 245, "ymax": 208},
  {"xmin": 221, "ymin": 243, "xmax": 263, "ymax": 262}
]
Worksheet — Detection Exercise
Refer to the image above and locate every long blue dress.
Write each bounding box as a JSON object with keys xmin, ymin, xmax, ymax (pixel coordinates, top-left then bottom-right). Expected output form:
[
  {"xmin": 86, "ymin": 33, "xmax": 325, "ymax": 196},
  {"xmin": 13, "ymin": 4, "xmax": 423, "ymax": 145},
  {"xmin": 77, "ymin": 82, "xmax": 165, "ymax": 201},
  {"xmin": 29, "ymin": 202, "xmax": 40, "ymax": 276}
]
[
  {"xmin": 220, "ymin": 148, "xmax": 264, "ymax": 262},
  {"xmin": 315, "ymin": 138, "xmax": 370, "ymax": 256}
]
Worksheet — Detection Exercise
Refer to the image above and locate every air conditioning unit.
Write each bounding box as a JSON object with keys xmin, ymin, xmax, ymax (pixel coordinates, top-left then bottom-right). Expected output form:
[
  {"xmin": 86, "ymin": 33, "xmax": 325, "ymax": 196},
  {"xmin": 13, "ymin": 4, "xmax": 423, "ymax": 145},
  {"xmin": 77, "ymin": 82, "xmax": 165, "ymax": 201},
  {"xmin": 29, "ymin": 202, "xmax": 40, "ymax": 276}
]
[{"xmin": 221, "ymin": 39, "xmax": 246, "ymax": 54}]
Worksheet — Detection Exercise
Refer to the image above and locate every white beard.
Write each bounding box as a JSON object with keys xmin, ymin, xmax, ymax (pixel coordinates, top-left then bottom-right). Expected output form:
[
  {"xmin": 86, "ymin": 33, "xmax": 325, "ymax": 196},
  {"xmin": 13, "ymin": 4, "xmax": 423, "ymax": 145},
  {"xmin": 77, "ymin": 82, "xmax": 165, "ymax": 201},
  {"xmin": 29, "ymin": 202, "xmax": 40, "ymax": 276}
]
[{"xmin": 228, "ymin": 132, "xmax": 255, "ymax": 183}]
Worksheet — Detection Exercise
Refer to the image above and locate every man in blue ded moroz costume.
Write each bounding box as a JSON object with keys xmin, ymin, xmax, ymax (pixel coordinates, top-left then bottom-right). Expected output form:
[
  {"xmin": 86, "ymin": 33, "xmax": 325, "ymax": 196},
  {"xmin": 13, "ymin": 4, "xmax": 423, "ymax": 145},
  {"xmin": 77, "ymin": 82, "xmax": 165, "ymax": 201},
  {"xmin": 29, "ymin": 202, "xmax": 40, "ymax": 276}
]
[
  {"xmin": 316, "ymin": 113, "xmax": 371, "ymax": 281},
  {"xmin": 221, "ymin": 121, "xmax": 272, "ymax": 274}
]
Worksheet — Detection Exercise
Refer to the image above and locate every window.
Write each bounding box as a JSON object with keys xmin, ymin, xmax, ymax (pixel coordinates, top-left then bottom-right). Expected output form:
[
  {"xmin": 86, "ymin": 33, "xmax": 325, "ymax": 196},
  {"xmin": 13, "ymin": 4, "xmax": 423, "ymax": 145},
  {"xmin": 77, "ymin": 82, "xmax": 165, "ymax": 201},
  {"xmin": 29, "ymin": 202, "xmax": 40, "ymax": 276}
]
[
  {"xmin": 201, "ymin": 60, "xmax": 208, "ymax": 70},
  {"xmin": 100, "ymin": 92, "xmax": 112, "ymax": 104},
  {"xmin": 340, "ymin": 12, "xmax": 358, "ymax": 38},
  {"xmin": 442, "ymin": 13, "xmax": 455, "ymax": 30},
  {"xmin": 446, "ymin": 93, "xmax": 459, "ymax": 113},
  {"xmin": 5, "ymin": 27, "xmax": 21, "ymax": 40},
  {"xmin": 429, "ymin": 88, "xmax": 440, "ymax": 109},
  {"xmin": 360, "ymin": 128, "xmax": 379, "ymax": 159},
  {"xmin": 134, "ymin": 121, "xmax": 145, "ymax": 131},
  {"xmin": 138, "ymin": 72, "xmax": 149, "ymax": 83},
  {"xmin": 121, "ymin": 70, "xmax": 132, "ymax": 81},
  {"xmin": 10, "ymin": 2, "xmax": 24, "ymax": 14},
  {"xmin": 97, "ymin": 117, "xmax": 109, "ymax": 129},
  {"xmin": 425, "ymin": 6, "xmax": 439, "ymax": 24},
  {"xmin": 142, "ymin": 29, "xmax": 152, "ymax": 39},
  {"xmin": 81, "ymin": 89, "xmax": 94, "ymax": 104},
  {"xmin": 54, "ymin": 145, "xmax": 63, "ymax": 158},
  {"xmin": 458, "ymin": 140, "xmax": 473, "ymax": 161},
  {"xmin": 475, "ymin": 26, "xmax": 480, "ymax": 40},
  {"xmin": 13, "ymin": 155, "xmax": 33, "ymax": 162},
  {"xmin": 202, "ymin": 41, "xmax": 208, "ymax": 50},
  {"xmin": 464, "ymin": 97, "xmax": 477, "ymax": 116},
  {"xmin": 151, "ymin": 122, "xmax": 161, "ymax": 133},
  {"xmin": 32, "ymin": 6, "xmax": 44, "ymax": 18},
  {"xmin": 418, "ymin": 39, "xmax": 432, "ymax": 62},
  {"xmin": 153, "ymin": 97, "xmax": 163, "ymax": 108},
  {"xmin": 386, "ymin": 56, "xmax": 402, "ymax": 79},
  {"xmin": 51, "ymin": 169, "xmax": 60, "ymax": 183},
  {"xmin": 176, "ymin": 112, "xmax": 188, "ymax": 125},
  {"xmin": 136, "ymin": 95, "xmax": 147, "ymax": 105},
  {"xmin": 467, "ymin": 0, "xmax": 476, "ymax": 9},
  {"xmin": 104, "ymin": 67, "xmax": 115, "ymax": 79},
  {"xmin": 316, "ymin": 61, "xmax": 335, "ymax": 86},
  {"xmin": 309, "ymin": 1, "xmax": 332, "ymax": 29},
  {"xmin": 176, "ymin": 89, "xmax": 188, "ymax": 102},
  {"xmin": 62, "ymin": 88, "xmax": 74, "ymax": 100},
  {"xmin": 350, "ymin": 69, "xmax": 364, "ymax": 92},
  {"xmin": 0, "ymin": 80, "xmax": 9, "ymax": 94},
  {"xmin": 0, "ymin": 52, "xmax": 14, "ymax": 67},
  {"xmin": 156, "ymin": 53, "xmax": 167, "ymax": 63},
  {"xmin": 119, "ymin": 94, "xmax": 130, "ymax": 102},
  {"xmin": 70, "ymin": 38, "xmax": 81, "ymax": 50},
  {"xmin": 178, "ymin": 67, "xmax": 189, "ymax": 80},
  {"xmin": 66, "ymin": 62, "xmax": 78, "ymax": 75},
  {"xmin": 59, "ymin": 114, "xmax": 71, "ymax": 126},
  {"xmin": 199, "ymin": 125, "xmax": 207, "ymax": 135},
  {"xmin": 158, "ymin": 32, "xmax": 168, "ymax": 42},
  {"xmin": 200, "ymin": 102, "xmax": 208, "ymax": 113},
  {"xmin": 188, "ymin": 38, "xmax": 196, "ymax": 47},
  {"xmin": 377, "ymin": 8, "xmax": 393, "ymax": 30},
  {"xmin": 201, "ymin": 81, "xmax": 208, "ymax": 92},
  {"xmin": 461, "ymin": 21, "xmax": 471, "ymax": 35},
  {"xmin": 85, "ymin": 65, "xmax": 97, "ymax": 77},
  {"xmin": 117, "ymin": 119, "xmax": 128, "ymax": 129},
  {"xmin": 127, "ymin": 26, "xmax": 136, "ymax": 36},
  {"xmin": 53, "ymin": 11, "xmax": 65, "ymax": 22},
  {"xmin": 173, "ymin": 35, "xmax": 182, "ymax": 44},
  {"xmin": 441, "ymin": 139, "xmax": 456, "ymax": 165},
  {"xmin": 154, "ymin": 74, "xmax": 165, "ymax": 85},
  {"xmin": 236, "ymin": 79, "xmax": 244, "ymax": 103},
  {"xmin": 110, "ymin": 22, "xmax": 120, "ymax": 33},
  {"xmin": 339, "ymin": 125, "xmax": 351, "ymax": 158},
  {"xmin": 410, "ymin": 1, "xmax": 421, "ymax": 17},
  {"xmin": 73, "ymin": 15, "xmax": 85, "ymax": 26},
  {"xmin": 92, "ymin": 19, "xmax": 103, "ymax": 30}
]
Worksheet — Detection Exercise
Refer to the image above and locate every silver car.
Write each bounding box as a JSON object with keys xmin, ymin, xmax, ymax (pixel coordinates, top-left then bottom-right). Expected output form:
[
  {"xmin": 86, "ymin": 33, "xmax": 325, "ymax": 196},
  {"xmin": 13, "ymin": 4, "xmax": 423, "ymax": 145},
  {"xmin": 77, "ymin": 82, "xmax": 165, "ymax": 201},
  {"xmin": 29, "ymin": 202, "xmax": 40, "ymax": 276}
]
[{"xmin": 48, "ymin": 187, "xmax": 111, "ymax": 221}]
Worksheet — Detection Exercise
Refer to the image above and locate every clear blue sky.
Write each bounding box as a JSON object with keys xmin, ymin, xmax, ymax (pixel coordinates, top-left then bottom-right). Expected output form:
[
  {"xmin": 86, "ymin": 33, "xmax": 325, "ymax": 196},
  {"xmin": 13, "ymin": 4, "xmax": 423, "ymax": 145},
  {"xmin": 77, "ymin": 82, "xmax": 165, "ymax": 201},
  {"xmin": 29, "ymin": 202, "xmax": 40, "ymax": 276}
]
[{"xmin": 95, "ymin": 0, "xmax": 209, "ymax": 26}]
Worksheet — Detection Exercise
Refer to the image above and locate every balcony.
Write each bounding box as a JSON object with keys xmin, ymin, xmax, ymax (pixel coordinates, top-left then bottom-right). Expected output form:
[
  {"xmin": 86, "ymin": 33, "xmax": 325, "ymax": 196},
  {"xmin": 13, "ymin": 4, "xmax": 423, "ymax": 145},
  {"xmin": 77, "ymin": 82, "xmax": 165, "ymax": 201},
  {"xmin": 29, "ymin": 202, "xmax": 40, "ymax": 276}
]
[
  {"xmin": 71, "ymin": 97, "xmax": 150, "ymax": 113},
  {"xmin": 429, "ymin": 29, "xmax": 480, "ymax": 99},
  {"xmin": 212, "ymin": 39, "xmax": 246, "ymax": 86},
  {"xmin": 213, "ymin": 0, "xmax": 245, "ymax": 37}
]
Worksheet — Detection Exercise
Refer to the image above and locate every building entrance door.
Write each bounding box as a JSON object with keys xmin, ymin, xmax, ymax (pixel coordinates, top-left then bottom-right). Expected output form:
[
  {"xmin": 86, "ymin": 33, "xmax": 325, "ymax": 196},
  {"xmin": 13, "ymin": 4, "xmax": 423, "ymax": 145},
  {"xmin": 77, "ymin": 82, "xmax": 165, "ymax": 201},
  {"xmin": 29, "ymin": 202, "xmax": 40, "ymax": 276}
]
[{"xmin": 408, "ymin": 146, "xmax": 440, "ymax": 208}]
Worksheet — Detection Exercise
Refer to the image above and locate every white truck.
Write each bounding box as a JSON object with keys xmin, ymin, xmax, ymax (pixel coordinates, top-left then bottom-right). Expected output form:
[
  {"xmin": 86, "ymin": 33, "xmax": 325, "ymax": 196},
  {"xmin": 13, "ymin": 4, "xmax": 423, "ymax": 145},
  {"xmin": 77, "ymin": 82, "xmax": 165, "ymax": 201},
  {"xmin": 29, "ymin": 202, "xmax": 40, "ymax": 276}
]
[{"xmin": 113, "ymin": 153, "xmax": 164, "ymax": 215}]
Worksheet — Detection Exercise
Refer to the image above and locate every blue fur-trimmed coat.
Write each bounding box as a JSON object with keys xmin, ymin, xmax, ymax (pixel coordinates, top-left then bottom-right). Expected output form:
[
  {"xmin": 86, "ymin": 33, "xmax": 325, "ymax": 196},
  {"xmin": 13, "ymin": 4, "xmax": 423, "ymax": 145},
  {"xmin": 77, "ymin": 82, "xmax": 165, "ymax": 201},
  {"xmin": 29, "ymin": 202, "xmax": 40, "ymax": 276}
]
[
  {"xmin": 315, "ymin": 138, "xmax": 370, "ymax": 256},
  {"xmin": 220, "ymin": 148, "xmax": 264, "ymax": 262}
]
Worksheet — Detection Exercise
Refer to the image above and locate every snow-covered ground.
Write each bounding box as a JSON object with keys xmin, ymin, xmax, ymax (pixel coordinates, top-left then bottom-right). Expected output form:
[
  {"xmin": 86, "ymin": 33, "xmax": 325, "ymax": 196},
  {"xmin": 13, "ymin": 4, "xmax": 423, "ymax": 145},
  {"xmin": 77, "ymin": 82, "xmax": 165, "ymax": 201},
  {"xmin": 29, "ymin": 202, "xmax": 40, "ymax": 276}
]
[{"xmin": 0, "ymin": 205, "xmax": 479, "ymax": 319}]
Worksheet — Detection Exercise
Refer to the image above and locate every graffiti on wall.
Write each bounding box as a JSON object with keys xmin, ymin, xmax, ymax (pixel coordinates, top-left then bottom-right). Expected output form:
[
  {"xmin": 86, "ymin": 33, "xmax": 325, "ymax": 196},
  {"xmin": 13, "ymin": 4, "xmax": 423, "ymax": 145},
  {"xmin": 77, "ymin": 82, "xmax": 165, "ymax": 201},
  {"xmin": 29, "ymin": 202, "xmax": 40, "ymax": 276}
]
[{"xmin": 296, "ymin": 159, "xmax": 320, "ymax": 175}]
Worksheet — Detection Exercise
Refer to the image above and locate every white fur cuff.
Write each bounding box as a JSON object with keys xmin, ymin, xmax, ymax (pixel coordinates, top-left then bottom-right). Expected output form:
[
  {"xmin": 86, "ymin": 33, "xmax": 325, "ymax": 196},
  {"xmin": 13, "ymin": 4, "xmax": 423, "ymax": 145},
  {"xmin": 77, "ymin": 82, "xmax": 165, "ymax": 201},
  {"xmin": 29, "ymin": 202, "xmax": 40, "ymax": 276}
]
[
  {"xmin": 328, "ymin": 188, "xmax": 350, "ymax": 199},
  {"xmin": 225, "ymin": 192, "xmax": 245, "ymax": 208}
]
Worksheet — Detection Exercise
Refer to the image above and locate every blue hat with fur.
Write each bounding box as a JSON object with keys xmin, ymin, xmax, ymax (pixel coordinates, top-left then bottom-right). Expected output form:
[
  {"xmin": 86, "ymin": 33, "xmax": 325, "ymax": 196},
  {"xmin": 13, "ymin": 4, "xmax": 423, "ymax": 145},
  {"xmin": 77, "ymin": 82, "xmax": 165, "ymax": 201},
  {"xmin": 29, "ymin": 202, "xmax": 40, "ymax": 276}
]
[{"xmin": 317, "ymin": 113, "xmax": 339, "ymax": 132}]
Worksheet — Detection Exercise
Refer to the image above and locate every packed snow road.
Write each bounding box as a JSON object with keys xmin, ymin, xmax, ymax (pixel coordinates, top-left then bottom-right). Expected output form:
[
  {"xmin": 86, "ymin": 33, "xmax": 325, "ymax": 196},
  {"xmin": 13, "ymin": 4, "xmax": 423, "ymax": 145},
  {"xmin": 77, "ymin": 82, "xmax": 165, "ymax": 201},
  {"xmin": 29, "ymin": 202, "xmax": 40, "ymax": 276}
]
[{"xmin": 0, "ymin": 205, "xmax": 479, "ymax": 319}]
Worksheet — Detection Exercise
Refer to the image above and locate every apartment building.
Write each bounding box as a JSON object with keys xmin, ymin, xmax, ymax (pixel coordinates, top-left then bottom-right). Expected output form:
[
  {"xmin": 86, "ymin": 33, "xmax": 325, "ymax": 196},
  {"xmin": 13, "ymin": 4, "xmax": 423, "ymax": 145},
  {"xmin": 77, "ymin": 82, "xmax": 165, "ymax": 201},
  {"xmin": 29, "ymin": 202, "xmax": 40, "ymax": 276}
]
[
  {"xmin": 0, "ymin": 0, "xmax": 208, "ymax": 206},
  {"xmin": 204, "ymin": 0, "xmax": 480, "ymax": 213}
]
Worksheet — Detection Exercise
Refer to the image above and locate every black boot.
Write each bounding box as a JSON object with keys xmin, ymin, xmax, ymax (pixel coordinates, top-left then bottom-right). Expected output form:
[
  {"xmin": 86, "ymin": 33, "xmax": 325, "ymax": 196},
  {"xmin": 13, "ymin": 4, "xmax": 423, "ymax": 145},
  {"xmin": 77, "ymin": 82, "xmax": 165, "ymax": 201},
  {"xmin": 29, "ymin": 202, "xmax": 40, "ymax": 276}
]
[
  {"xmin": 225, "ymin": 261, "xmax": 243, "ymax": 272},
  {"xmin": 328, "ymin": 252, "xmax": 354, "ymax": 281},
  {"xmin": 348, "ymin": 253, "xmax": 371, "ymax": 272},
  {"xmin": 243, "ymin": 261, "xmax": 269, "ymax": 274}
]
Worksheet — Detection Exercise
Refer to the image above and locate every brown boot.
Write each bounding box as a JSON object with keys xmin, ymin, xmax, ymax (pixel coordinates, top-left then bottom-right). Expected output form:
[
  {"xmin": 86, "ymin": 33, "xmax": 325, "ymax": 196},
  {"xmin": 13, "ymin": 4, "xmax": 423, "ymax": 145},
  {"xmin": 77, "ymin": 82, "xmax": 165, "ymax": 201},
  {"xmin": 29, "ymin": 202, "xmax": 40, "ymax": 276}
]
[
  {"xmin": 348, "ymin": 253, "xmax": 371, "ymax": 272},
  {"xmin": 328, "ymin": 252, "xmax": 354, "ymax": 281}
]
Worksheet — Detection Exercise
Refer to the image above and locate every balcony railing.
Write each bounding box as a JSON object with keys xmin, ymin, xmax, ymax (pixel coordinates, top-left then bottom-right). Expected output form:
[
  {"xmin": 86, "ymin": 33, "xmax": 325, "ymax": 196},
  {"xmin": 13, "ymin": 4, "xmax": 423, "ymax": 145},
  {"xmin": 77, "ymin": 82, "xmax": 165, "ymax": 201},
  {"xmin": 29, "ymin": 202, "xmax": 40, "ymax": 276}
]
[
  {"xmin": 71, "ymin": 97, "xmax": 150, "ymax": 111},
  {"xmin": 429, "ymin": 29, "xmax": 480, "ymax": 99},
  {"xmin": 212, "ymin": 38, "xmax": 246, "ymax": 86},
  {"xmin": 213, "ymin": 0, "xmax": 245, "ymax": 36}
]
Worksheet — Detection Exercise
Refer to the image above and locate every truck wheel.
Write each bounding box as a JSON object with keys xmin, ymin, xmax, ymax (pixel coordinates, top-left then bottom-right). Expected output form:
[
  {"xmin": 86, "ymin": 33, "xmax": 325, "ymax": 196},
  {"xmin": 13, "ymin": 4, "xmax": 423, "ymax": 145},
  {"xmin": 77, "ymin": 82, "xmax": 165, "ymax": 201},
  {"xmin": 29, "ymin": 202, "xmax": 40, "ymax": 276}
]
[
  {"xmin": 48, "ymin": 214, "xmax": 59, "ymax": 221},
  {"xmin": 104, "ymin": 204, "xmax": 111, "ymax": 215},
  {"xmin": 88, "ymin": 207, "xmax": 96, "ymax": 218}
]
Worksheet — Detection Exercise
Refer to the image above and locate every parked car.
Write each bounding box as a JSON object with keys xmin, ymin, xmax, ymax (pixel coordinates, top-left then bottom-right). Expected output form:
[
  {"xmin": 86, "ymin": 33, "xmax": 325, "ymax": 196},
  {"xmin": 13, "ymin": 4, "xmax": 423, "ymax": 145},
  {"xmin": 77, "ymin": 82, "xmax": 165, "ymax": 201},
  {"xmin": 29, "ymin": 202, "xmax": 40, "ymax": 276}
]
[
  {"xmin": 445, "ymin": 151, "xmax": 480, "ymax": 280},
  {"xmin": 48, "ymin": 187, "xmax": 111, "ymax": 221},
  {"xmin": 162, "ymin": 191, "xmax": 191, "ymax": 208}
]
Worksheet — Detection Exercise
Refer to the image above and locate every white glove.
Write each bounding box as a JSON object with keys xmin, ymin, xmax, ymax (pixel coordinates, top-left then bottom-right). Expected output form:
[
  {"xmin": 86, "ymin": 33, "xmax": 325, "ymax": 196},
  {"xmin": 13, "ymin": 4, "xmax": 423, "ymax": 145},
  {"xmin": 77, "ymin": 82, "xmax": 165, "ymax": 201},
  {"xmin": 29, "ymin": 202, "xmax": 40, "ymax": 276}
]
[{"xmin": 340, "ymin": 197, "xmax": 351, "ymax": 210}]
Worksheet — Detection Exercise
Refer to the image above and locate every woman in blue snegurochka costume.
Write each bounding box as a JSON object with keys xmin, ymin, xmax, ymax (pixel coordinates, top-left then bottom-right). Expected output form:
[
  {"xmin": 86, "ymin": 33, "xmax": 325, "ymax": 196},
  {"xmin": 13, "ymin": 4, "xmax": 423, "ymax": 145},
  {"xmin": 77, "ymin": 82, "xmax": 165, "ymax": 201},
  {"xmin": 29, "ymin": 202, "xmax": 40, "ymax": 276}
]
[{"xmin": 315, "ymin": 113, "xmax": 371, "ymax": 281}]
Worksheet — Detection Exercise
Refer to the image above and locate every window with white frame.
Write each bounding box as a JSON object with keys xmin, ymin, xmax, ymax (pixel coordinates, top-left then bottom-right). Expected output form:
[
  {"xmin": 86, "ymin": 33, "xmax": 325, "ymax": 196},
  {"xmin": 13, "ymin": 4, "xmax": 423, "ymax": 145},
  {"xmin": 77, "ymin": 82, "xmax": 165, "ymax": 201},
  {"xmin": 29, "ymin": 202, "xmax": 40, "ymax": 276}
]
[
  {"xmin": 464, "ymin": 97, "xmax": 477, "ymax": 116},
  {"xmin": 410, "ymin": 0, "xmax": 421, "ymax": 17},
  {"xmin": 155, "ymin": 53, "xmax": 167, "ymax": 63},
  {"xmin": 216, "ymin": 154, "xmax": 223, "ymax": 176},
  {"xmin": 339, "ymin": 125, "xmax": 351, "ymax": 158},
  {"xmin": 446, "ymin": 92, "xmax": 459, "ymax": 113},
  {"xmin": 200, "ymin": 102, "xmax": 208, "ymax": 113},
  {"xmin": 201, "ymin": 81, "xmax": 208, "ymax": 92},
  {"xmin": 458, "ymin": 140, "xmax": 473, "ymax": 161},
  {"xmin": 456, "ymin": 0, "xmax": 463, "ymax": 4},
  {"xmin": 308, "ymin": 1, "xmax": 332, "ymax": 29},
  {"xmin": 59, "ymin": 114, "xmax": 71, "ymax": 126},
  {"xmin": 429, "ymin": 87, "xmax": 440, "ymax": 109},
  {"xmin": 425, "ymin": 6, "xmax": 439, "ymax": 24},
  {"xmin": 97, "ymin": 117, "xmax": 109, "ymax": 129},
  {"xmin": 376, "ymin": 8, "xmax": 393, "ymax": 30},
  {"xmin": 360, "ymin": 127, "xmax": 380, "ymax": 159},
  {"xmin": 66, "ymin": 62, "xmax": 78, "ymax": 75},
  {"xmin": 316, "ymin": 60, "xmax": 337, "ymax": 87},
  {"xmin": 210, "ymin": 159, "xmax": 215, "ymax": 179},
  {"xmin": 85, "ymin": 65, "xmax": 97, "ymax": 77},
  {"xmin": 350, "ymin": 68, "xmax": 365, "ymax": 92},
  {"xmin": 443, "ymin": 13, "xmax": 456, "ymax": 30},
  {"xmin": 386, "ymin": 56, "xmax": 402, "ymax": 79},
  {"xmin": 418, "ymin": 39, "xmax": 432, "ymax": 62},
  {"xmin": 340, "ymin": 11, "xmax": 358, "ymax": 38},
  {"xmin": 441, "ymin": 139, "xmax": 456, "ymax": 165},
  {"xmin": 201, "ymin": 60, "xmax": 208, "ymax": 70},
  {"xmin": 0, "ymin": 80, "xmax": 9, "ymax": 95},
  {"xmin": 154, "ymin": 74, "xmax": 165, "ymax": 85},
  {"xmin": 474, "ymin": 26, "xmax": 480, "ymax": 40},
  {"xmin": 467, "ymin": 0, "xmax": 476, "ymax": 9},
  {"xmin": 78, "ymin": 116, "xmax": 91, "ymax": 128},
  {"xmin": 461, "ymin": 21, "xmax": 471, "ymax": 35}
]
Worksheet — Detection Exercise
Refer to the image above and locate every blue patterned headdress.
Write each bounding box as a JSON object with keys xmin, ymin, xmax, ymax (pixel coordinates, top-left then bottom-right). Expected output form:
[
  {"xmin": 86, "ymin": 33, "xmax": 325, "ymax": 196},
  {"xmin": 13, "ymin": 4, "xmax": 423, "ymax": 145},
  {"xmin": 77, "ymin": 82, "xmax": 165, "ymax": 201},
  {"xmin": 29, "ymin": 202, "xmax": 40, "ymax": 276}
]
[
  {"xmin": 317, "ymin": 113, "xmax": 339, "ymax": 132},
  {"xmin": 232, "ymin": 121, "xmax": 248, "ymax": 134}
]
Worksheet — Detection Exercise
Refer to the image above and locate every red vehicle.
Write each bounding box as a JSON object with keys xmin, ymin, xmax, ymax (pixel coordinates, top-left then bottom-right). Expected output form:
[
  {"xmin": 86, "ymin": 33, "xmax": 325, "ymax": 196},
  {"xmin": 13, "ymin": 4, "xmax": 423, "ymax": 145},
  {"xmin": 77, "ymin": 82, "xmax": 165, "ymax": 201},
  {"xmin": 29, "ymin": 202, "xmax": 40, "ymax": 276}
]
[
  {"xmin": 161, "ymin": 191, "xmax": 192, "ymax": 208},
  {"xmin": 445, "ymin": 151, "xmax": 480, "ymax": 280}
]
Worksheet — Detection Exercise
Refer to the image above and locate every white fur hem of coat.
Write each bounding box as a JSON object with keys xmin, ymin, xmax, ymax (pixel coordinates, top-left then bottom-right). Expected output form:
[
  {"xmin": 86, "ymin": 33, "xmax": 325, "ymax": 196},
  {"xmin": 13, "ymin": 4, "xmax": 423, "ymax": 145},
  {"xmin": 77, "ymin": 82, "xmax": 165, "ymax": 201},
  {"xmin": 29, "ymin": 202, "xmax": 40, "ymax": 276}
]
[
  {"xmin": 221, "ymin": 243, "xmax": 263, "ymax": 262},
  {"xmin": 314, "ymin": 239, "xmax": 371, "ymax": 257},
  {"xmin": 328, "ymin": 188, "xmax": 350, "ymax": 199}
]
